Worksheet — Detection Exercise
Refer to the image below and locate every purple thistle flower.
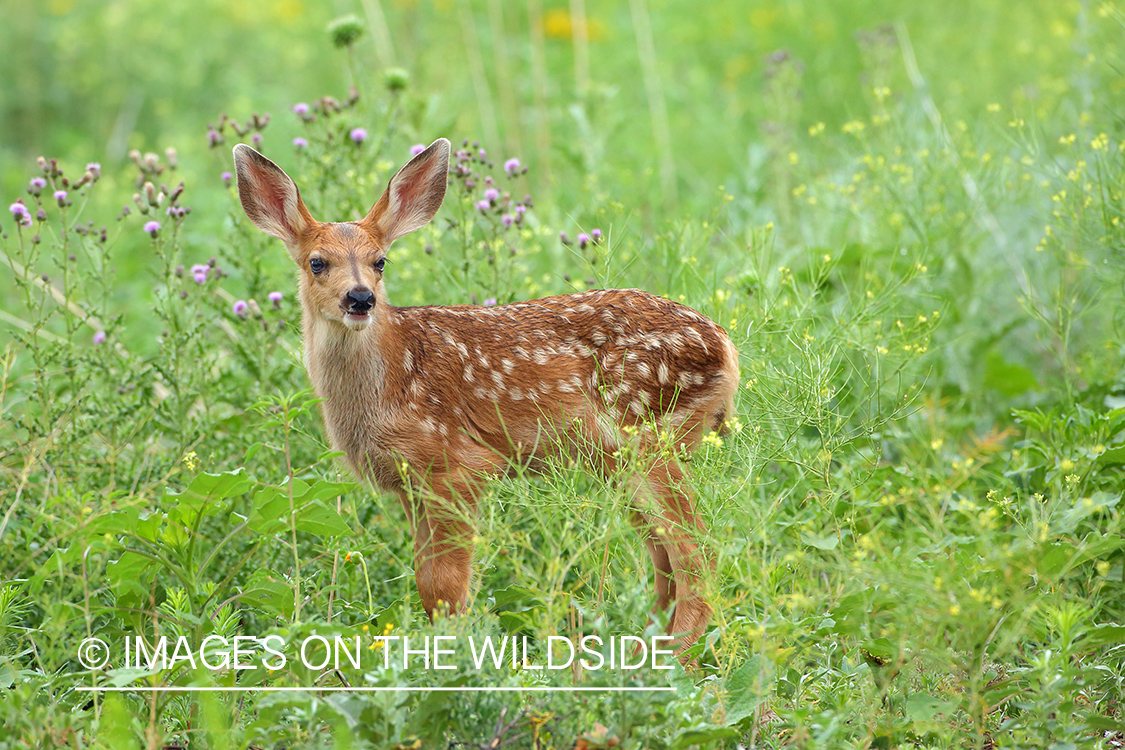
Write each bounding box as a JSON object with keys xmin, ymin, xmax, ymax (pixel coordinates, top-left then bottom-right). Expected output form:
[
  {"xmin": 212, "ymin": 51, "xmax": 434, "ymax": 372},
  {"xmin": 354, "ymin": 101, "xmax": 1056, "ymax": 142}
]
[
  {"xmin": 268, "ymin": 291, "xmax": 283, "ymax": 308},
  {"xmin": 10, "ymin": 202, "xmax": 30, "ymax": 219},
  {"xmin": 484, "ymin": 188, "xmax": 499, "ymax": 202},
  {"xmin": 92, "ymin": 331, "xmax": 106, "ymax": 345},
  {"xmin": 410, "ymin": 143, "xmax": 426, "ymax": 156},
  {"xmin": 476, "ymin": 199, "xmax": 490, "ymax": 212},
  {"xmin": 221, "ymin": 171, "xmax": 232, "ymax": 186},
  {"xmin": 515, "ymin": 205, "xmax": 527, "ymax": 215},
  {"xmin": 293, "ymin": 137, "xmax": 308, "ymax": 148},
  {"xmin": 349, "ymin": 128, "xmax": 368, "ymax": 144},
  {"xmin": 54, "ymin": 190, "xmax": 67, "ymax": 204},
  {"xmin": 193, "ymin": 271, "xmax": 207, "ymax": 284},
  {"xmin": 251, "ymin": 133, "xmax": 263, "ymax": 148},
  {"xmin": 591, "ymin": 228, "xmax": 603, "ymax": 242},
  {"xmin": 292, "ymin": 102, "xmax": 310, "ymax": 116},
  {"xmin": 483, "ymin": 298, "xmax": 497, "ymax": 306},
  {"xmin": 191, "ymin": 263, "xmax": 210, "ymax": 276},
  {"xmin": 233, "ymin": 300, "xmax": 249, "ymax": 318},
  {"xmin": 501, "ymin": 214, "xmax": 514, "ymax": 227},
  {"xmin": 577, "ymin": 233, "xmax": 591, "ymax": 248},
  {"xmin": 504, "ymin": 157, "xmax": 521, "ymax": 176},
  {"xmin": 207, "ymin": 129, "xmax": 223, "ymax": 148},
  {"xmin": 86, "ymin": 163, "xmax": 102, "ymax": 178},
  {"xmin": 29, "ymin": 177, "xmax": 46, "ymax": 194},
  {"xmin": 144, "ymin": 220, "xmax": 161, "ymax": 237}
]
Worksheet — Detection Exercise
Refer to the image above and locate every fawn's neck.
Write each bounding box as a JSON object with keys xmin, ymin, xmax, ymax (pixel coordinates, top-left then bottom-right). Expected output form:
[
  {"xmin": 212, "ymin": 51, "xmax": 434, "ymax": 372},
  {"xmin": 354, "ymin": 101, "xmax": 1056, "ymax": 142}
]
[{"xmin": 301, "ymin": 297, "xmax": 397, "ymax": 455}]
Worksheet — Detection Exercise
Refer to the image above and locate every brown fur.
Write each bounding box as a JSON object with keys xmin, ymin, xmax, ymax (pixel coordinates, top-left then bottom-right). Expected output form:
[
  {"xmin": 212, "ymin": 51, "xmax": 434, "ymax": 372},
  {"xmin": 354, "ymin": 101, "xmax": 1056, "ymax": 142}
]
[{"xmin": 233, "ymin": 139, "xmax": 740, "ymax": 658}]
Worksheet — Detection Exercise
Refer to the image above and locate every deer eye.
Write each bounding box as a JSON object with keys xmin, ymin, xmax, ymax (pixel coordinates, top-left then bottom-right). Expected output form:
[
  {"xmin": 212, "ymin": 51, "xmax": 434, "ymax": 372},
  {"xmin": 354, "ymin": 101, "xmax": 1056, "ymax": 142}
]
[
  {"xmin": 309, "ymin": 257, "xmax": 326, "ymax": 274},
  {"xmin": 374, "ymin": 258, "xmax": 386, "ymax": 272}
]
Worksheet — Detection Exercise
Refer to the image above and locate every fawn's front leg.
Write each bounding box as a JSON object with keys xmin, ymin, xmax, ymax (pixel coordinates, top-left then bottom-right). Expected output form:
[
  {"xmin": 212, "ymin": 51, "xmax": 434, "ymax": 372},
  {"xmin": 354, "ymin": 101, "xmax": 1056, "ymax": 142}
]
[{"xmin": 401, "ymin": 474, "xmax": 480, "ymax": 618}]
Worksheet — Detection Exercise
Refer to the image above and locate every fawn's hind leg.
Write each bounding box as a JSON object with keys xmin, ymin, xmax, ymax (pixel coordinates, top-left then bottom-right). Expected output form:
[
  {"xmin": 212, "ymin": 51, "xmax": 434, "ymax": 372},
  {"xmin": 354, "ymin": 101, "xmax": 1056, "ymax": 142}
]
[
  {"xmin": 630, "ymin": 511, "xmax": 676, "ymax": 614},
  {"xmin": 643, "ymin": 459, "xmax": 712, "ymax": 657}
]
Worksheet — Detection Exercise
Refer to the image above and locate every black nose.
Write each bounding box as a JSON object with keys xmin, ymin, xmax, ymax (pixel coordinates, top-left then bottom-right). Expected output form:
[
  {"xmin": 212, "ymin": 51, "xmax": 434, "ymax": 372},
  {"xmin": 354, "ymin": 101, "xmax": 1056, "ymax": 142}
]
[{"xmin": 346, "ymin": 287, "xmax": 374, "ymax": 312}]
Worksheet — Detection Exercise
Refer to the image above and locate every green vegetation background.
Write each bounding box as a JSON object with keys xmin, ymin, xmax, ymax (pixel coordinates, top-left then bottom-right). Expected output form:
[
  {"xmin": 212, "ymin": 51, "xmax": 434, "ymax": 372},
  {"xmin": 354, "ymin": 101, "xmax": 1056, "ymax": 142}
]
[{"xmin": 1, "ymin": 0, "xmax": 1124, "ymax": 748}]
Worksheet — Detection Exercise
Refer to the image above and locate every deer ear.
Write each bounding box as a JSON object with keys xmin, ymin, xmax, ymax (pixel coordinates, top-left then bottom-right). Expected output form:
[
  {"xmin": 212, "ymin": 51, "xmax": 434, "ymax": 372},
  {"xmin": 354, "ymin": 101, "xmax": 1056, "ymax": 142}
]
[
  {"xmin": 233, "ymin": 144, "xmax": 315, "ymax": 253},
  {"xmin": 363, "ymin": 138, "xmax": 450, "ymax": 244}
]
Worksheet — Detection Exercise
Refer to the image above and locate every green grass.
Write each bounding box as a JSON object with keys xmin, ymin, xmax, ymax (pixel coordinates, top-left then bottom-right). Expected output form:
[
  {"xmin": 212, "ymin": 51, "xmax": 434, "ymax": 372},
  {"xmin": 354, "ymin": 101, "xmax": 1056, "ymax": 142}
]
[{"xmin": 2, "ymin": 1, "xmax": 1125, "ymax": 748}]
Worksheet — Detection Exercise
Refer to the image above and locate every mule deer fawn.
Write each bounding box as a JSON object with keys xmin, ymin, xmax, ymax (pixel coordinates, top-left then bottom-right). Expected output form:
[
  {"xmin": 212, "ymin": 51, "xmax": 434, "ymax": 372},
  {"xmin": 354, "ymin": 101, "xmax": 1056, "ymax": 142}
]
[{"xmin": 233, "ymin": 138, "xmax": 739, "ymax": 657}]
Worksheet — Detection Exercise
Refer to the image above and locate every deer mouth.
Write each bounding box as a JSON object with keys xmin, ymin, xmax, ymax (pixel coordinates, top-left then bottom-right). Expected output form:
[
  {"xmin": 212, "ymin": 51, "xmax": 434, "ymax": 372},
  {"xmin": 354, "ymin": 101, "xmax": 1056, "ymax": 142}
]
[{"xmin": 341, "ymin": 310, "xmax": 373, "ymax": 329}]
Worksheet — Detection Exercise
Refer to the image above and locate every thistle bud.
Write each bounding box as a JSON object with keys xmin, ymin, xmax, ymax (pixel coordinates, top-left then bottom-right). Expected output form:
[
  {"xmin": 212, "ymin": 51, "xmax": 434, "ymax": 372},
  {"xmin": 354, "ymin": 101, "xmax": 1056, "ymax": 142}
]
[
  {"xmin": 327, "ymin": 14, "xmax": 364, "ymax": 49},
  {"xmin": 133, "ymin": 193, "xmax": 149, "ymax": 214},
  {"xmin": 165, "ymin": 147, "xmax": 178, "ymax": 169},
  {"xmin": 384, "ymin": 67, "xmax": 409, "ymax": 93},
  {"xmin": 144, "ymin": 182, "xmax": 158, "ymax": 206}
]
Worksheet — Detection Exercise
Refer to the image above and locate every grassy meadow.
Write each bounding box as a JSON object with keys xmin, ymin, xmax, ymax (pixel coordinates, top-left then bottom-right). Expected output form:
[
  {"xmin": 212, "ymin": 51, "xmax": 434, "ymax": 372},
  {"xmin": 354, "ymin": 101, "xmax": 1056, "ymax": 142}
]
[{"xmin": 2, "ymin": 0, "xmax": 1125, "ymax": 747}]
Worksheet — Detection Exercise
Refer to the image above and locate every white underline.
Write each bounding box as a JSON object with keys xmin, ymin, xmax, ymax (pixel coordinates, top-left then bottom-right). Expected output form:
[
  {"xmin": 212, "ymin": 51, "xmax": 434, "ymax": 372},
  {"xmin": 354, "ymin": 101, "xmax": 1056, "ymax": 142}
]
[{"xmin": 77, "ymin": 685, "xmax": 673, "ymax": 693}]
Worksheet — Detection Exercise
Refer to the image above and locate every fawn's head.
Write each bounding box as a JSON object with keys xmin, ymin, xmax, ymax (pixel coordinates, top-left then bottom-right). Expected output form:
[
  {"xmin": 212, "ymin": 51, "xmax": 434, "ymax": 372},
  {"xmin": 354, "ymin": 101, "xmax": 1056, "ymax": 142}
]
[{"xmin": 233, "ymin": 138, "xmax": 450, "ymax": 331}]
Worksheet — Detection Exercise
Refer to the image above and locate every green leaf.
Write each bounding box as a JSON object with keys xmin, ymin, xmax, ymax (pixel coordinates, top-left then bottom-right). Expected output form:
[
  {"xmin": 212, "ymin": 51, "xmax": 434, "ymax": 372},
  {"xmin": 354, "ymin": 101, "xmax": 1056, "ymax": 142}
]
[
  {"xmin": 1038, "ymin": 535, "xmax": 1125, "ymax": 579},
  {"xmin": 106, "ymin": 550, "xmax": 156, "ymax": 600},
  {"xmin": 105, "ymin": 666, "xmax": 162, "ymax": 687},
  {"xmin": 1096, "ymin": 446, "xmax": 1125, "ymax": 466},
  {"xmin": 1083, "ymin": 715, "xmax": 1125, "ymax": 733},
  {"xmin": 800, "ymin": 531, "xmax": 839, "ymax": 551},
  {"xmin": 1083, "ymin": 623, "xmax": 1125, "ymax": 648},
  {"xmin": 985, "ymin": 351, "xmax": 1038, "ymax": 396},
  {"xmin": 88, "ymin": 507, "xmax": 141, "ymax": 536},
  {"xmin": 905, "ymin": 693, "xmax": 957, "ymax": 723},
  {"xmin": 166, "ymin": 470, "xmax": 252, "ymax": 526},
  {"xmin": 1012, "ymin": 409, "xmax": 1051, "ymax": 432},
  {"xmin": 296, "ymin": 500, "xmax": 352, "ymax": 536},
  {"xmin": 248, "ymin": 486, "xmax": 289, "ymax": 534},
  {"xmin": 491, "ymin": 584, "xmax": 545, "ymax": 607},
  {"xmin": 670, "ymin": 726, "xmax": 739, "ymax": 749},
  {"xmin": 241, "ymin": 570, "xmax": 295, "ymax": 620},
  {"xmin": 406, "ymin": 674, "xmax": 470, "ymax": 740},
  {"xmin": 98, "ymin": 692, "xmax": 137, "ymax": 746},
  {"xmin": 294, "ymin": 479, "xmax": 356, "ymax": 504},
  {"xmin": 244, "ymin": 442, "xmax": 264, "ymax": 463},
  {"xmin": 982, "ymin": 676, "xmax": 1021, "ymax": 707},
  {"xmin": 861, "ymin": 637, "xmax": 896, "ymax": 661},
  {"xmin": 725, "ymin": 654, "xmax": 774, "ymax": 725}
]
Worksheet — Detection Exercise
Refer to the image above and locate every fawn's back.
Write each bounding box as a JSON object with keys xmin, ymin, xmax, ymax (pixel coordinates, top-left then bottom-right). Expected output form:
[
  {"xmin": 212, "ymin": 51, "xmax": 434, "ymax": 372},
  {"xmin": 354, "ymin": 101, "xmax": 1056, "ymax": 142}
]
[{"xmin": 324, "ymin": 288, "xmax": 738, "ymax": 488}]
